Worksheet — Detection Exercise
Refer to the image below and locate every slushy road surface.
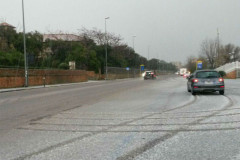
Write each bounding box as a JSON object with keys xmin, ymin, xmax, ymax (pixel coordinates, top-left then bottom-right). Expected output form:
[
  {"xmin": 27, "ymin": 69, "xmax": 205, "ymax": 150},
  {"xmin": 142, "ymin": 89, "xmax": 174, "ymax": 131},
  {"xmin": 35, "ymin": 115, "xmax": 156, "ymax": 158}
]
[{"xmin": 1, "ymin": 76, "xmax": 240, "ymax": 160}]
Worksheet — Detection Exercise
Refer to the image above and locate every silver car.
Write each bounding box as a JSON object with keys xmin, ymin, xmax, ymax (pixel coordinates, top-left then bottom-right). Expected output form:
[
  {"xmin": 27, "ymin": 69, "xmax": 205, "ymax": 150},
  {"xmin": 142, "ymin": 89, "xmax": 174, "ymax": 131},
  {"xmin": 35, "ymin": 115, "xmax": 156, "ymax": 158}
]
[{"xmin": 187, "ymin": 70, "xmax": 225, "ymax": 95}]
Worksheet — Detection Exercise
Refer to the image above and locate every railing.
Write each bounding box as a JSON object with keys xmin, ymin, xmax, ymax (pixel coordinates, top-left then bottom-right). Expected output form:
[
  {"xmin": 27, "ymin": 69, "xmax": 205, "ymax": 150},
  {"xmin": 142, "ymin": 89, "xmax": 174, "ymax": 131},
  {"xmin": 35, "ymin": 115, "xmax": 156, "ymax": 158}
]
[
  {"xmin": 105, "ymin": 67, "xmax": 141, "ymax": 79},
  {"xmin": 215, "ymin": 61, "xmax": 240, "ymax": 73}
]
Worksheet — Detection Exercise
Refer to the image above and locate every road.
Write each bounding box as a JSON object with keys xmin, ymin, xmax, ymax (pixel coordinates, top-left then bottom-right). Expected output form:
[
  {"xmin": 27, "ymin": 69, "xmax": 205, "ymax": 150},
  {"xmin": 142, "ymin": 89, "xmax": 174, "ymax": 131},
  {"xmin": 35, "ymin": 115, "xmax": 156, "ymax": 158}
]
[{"xmin": 0, "ymin": 75, "xmax": 240, "ymax": 160}]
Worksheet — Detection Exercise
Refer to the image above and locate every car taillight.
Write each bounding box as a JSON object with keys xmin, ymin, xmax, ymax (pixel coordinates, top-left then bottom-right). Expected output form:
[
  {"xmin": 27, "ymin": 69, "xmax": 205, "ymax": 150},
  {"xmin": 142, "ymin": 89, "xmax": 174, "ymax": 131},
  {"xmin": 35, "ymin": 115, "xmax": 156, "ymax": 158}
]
[
  {"xmin": 192, "ymin": 79, "xmax": 199, "ymax": 83},
  {"xmin": 219, "ymin": 78, "xmax": 224, "ymax": 82}
]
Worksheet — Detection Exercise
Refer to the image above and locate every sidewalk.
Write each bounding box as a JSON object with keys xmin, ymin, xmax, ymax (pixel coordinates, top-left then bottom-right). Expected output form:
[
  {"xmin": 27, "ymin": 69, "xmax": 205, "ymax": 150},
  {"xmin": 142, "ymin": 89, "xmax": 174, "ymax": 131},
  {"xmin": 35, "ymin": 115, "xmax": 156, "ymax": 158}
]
[
  {"xmin": 0, "ymin": 80, "xmax": 101, "ymax": 93},
  {"xmin": 0, "ymin": 77, "xmax": 145, "ymax": 93}
]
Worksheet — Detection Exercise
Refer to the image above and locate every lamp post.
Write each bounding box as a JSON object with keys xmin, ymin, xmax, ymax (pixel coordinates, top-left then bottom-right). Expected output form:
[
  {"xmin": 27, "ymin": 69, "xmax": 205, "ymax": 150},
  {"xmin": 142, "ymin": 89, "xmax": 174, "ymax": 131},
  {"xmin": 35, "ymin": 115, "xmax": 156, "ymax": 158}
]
[
  {"xmin": 105, "ymin": 17, "xmax": 110, "ymax": 80},
  {"xmin": 132, "ymin": 36, "xmax": 136, "ymax": 51},
  {"xmin": 148, "ymin": 46, "xmax": 150, "ymax": 60},
  {"xmin": 22, "ymin": 0, "xmax": 28, "ymax": 87},
  {"xmin": 132, "ymin": 36, "xmax": 136, "ymax": 69}
]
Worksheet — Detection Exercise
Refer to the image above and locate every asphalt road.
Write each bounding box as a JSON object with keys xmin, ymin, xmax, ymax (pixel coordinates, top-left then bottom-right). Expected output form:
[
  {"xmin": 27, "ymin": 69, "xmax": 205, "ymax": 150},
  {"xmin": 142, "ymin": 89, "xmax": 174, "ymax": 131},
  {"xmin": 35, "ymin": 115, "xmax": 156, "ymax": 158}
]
[{"xmin": 1, "ymin": 75, "xmax": 240, "ymax": 160}]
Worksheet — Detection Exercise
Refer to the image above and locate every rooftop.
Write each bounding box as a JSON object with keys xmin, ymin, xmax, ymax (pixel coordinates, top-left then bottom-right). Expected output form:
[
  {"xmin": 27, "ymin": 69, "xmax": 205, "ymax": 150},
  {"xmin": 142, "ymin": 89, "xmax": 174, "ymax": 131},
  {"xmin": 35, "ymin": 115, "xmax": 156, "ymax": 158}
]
[
  {"xmin": 43, "ymin": 34, "xmax": 82, "ymax": 42},
  {"xmin": 0, "ymin": 22, "xmax": 15, "ymax": 28}
]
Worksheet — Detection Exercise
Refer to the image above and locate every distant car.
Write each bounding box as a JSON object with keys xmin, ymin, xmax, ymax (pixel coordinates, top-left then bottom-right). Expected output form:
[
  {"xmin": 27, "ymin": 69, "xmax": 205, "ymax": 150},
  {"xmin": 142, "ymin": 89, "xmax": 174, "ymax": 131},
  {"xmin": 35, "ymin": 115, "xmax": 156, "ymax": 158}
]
[
  {"xmin": 143, "ymin": 71, "xmax": 156, "ymax": 80},
  {"xmin": 187, "ymin": 70, "xmax": 224, "ymax": 95},
  {"xmin": 183, "ymin": 72, "xmax": 190, "ymax": 78},
  {"xmin": 180, "ymin": 68, "xmax": 187, "ymax": 76}
]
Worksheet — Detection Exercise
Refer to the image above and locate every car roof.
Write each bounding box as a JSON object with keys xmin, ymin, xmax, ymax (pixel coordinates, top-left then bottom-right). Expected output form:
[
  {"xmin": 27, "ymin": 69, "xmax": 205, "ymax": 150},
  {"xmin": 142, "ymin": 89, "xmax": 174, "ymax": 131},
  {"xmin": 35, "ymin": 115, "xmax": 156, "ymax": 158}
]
[{"xmin": 195, "ymin": 69, "xmax": 217, "ymax": 73}]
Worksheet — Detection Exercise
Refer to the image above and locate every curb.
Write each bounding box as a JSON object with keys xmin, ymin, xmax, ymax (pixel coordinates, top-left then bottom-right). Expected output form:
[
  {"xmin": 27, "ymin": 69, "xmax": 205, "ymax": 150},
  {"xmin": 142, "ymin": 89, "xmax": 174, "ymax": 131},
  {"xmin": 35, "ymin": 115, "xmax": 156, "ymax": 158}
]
[{"xmin": 0, "ymin": 80, "xmax": 101, "ymax": 93}]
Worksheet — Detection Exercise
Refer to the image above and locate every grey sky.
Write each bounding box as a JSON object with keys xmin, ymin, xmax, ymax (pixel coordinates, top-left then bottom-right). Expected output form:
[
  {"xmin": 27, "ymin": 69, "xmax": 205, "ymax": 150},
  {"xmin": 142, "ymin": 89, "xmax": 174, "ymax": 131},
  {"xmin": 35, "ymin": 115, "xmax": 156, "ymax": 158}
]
[{"xmin": 1, "ymin": 0, "xmax": 239, "ymax": 63}]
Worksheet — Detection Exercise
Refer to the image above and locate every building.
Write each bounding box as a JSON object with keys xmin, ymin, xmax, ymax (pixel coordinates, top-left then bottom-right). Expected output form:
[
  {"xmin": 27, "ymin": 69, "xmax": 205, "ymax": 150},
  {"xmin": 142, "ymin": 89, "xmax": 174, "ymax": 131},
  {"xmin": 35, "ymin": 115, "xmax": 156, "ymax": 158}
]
[
  {"xmin": 43, "ymin": 34, "xmax": 82, "ymax": 42},
  {"xmin": 41, "ymin": 34, "xmax": 83, "ymax": 58},
  {"xmin": 0, "ymin": 22, "xmax": 16, "ymax": 51},
  {"xmin": 0, "ymin": 22, "xmax": 16, "ymax": 30}
]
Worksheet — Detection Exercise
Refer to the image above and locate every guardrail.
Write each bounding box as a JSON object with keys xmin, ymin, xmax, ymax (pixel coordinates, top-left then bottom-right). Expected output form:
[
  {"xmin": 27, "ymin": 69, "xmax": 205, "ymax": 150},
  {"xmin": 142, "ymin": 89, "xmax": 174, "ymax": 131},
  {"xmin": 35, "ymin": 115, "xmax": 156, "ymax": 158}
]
[{"xmin": 215, "ymin": 61, "xmax": 240, "ymax": 73}]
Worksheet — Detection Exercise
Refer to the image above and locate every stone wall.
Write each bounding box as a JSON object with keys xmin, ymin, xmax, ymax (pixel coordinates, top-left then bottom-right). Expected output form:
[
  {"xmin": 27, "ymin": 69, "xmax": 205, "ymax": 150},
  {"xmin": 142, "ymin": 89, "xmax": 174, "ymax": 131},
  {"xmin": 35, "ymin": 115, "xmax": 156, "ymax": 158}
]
[{"xmin": 0, "ymin": 68, "xmax": 88, "ymax": 88}]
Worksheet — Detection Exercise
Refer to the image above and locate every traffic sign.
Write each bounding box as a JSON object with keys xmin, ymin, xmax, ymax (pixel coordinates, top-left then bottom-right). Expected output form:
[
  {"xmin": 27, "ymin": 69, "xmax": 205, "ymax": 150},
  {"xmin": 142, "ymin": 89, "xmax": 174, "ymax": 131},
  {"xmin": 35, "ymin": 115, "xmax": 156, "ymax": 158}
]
[
  {"xmin": 196, "ymin": 61, "xmax": 202, "ymax": 69},
  {"xmin": 140, "ymin": 65, "xmax": 144, "ymax": 71}
]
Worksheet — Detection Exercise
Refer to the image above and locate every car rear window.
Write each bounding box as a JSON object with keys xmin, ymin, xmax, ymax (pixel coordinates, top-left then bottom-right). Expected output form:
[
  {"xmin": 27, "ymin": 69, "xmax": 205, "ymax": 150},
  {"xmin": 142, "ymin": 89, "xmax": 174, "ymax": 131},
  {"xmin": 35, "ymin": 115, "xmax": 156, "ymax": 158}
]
[
  {"xmin": 196, "ymin": 71, "xmax": 220, "ymax": 78},
  {"xmin": 146, "ymin": 72, "xmax": 152, "ymax": 75}
]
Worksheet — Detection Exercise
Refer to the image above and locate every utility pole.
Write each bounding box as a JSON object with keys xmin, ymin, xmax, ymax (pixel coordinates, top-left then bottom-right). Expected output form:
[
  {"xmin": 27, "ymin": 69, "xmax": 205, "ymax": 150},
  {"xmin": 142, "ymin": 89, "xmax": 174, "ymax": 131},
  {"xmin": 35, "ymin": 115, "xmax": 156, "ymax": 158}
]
[
  {"xmin": 132, "ymin": 36, "xmax": 136, "ymax": 51},
  {"xmin": 22, "ymin": 0, "xmax": 28, "ymax": 87},
  {"xmin": 132, "ymin": 36, "xmax": 136, "ymax": 68},
  {"xmin": 148, "ymin": 46, "xmax": 150, "ymax": 60},
  {"xmin": 217, "ymin": 28, "xmax": 220, "ymax": 65},
  {"xmin": 105, "ymin": 17, "xmax": 110, "ymax": 80}
]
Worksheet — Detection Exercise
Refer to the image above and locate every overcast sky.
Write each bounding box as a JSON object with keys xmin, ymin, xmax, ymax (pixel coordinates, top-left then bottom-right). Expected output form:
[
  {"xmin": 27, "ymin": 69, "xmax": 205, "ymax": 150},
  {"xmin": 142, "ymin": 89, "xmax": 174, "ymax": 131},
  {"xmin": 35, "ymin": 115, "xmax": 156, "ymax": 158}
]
[{"xmin": 1, "ymin": 0, "xmax": 239, "ymax": 63}]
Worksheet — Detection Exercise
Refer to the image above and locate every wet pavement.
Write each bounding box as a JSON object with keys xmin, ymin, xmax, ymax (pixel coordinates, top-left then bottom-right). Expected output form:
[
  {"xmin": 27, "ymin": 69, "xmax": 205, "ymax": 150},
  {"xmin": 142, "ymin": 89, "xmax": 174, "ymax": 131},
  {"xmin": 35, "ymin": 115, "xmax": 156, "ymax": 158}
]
[{"xmin": 0, "ymin": 76, "xmax": 240, "ymax": 160}]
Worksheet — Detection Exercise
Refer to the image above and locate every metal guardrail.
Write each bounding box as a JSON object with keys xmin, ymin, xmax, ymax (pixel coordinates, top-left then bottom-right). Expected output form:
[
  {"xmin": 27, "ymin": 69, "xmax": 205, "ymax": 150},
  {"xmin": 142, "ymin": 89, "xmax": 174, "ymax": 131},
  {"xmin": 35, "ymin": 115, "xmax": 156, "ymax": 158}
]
[{"xmin": 216, "ymin": 61, "xmax": 240, "ymax": 73}]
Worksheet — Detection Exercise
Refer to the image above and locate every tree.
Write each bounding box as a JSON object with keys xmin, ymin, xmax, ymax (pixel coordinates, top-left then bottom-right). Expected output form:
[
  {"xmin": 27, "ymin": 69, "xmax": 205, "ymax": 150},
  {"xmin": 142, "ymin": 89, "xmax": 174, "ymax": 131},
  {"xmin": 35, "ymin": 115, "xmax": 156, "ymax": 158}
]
[
  {"xmin": 200, "ymin": 38, "xmax": 218, "ymax": 68},
  {"xmin": 0, "ymin": 24, "xmax": 17, "ymax": 51},
  {"xmin": 223, "ymin": 44, "xmax": 240, "ymax": 62},
  {"xmin": 147, "ymin": 58, "xmax": 159, "ymax": 70},
  {"xmin": 80, "ymin": 27, "xmax": 123, "ymax": 47},
  {"xmin": 186, "ymin": 56, "xmax": 197, "ymax": 73}
]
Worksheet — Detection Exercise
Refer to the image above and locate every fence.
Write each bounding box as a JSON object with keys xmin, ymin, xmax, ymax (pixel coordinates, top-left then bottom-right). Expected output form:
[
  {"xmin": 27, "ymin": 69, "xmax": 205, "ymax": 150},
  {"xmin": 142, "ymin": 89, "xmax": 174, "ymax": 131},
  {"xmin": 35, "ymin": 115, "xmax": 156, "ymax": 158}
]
[
  {"xmin": 105, "ymin": 67, "xmax": 141, "ymax": 79},
  {"xmin": 105, "ymin": 67, "xmax": 175, "ymax": 80}
]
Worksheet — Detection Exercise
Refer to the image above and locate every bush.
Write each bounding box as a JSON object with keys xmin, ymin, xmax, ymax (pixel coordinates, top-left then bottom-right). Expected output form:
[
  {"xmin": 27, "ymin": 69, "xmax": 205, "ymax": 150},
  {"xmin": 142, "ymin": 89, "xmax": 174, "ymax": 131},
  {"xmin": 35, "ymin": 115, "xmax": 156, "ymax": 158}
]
[
  {"xmin": 219, "ymin": 71, "xmax": 226, "ymax": 77},
  {"xmin": 0, "ymin": 51, "xmax": 24, "ymax": 67},
  {"xmin": 58, "ymin": 63, "xmax": 69, "ymax": 70}
]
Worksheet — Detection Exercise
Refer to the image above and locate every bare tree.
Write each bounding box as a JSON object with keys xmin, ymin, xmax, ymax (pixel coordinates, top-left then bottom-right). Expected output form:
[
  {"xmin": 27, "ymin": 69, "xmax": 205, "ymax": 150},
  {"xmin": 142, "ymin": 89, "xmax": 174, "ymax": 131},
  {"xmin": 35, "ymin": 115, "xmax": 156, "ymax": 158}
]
[
  {"xmin": 233, "ymin": 47, "xmax": 240, "ymax": 61},
  {"xmin": 200, "ymin": 38, "xmax": 218, "ymax": 68},
  {"xmin": 186, "ymin": 56, "xmax": 197, "ymax": 73},
  {"xmin": 219, "ymin": 44, "xmax": 240, "ymax": 63},
  {"xmin": 79, "ymin": 27, "xmax": 123, "ymax": 47}
]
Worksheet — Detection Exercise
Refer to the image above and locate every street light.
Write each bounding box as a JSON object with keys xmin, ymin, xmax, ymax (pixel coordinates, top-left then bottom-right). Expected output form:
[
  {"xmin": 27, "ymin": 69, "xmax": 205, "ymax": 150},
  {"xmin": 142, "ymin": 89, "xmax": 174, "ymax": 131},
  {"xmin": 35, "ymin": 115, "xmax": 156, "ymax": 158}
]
[
  {"xmin": 148, "ymin": 46, "xmax": 150, "ymax": 60},
  {"xmin": 132, "ymin": 36, "xmax": 136, "ymax": 70},
  {"xmin": 22, "ymin": 0, "xmax": 28, "ymax": 87},
  {"xmin": 132, "ymin": 36, "xmax": 136, "ymax": 51},
  {"xmin": 105, "ymin": 17, "xmax": 110, "ymax": 80}
]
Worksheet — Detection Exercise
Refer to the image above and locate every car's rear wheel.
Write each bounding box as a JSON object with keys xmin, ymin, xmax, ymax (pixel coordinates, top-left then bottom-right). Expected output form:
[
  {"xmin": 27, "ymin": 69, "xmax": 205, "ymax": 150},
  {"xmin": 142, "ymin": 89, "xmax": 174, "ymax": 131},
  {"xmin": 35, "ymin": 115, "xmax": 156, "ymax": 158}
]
[
  {"xmin": 219, "ymin": 90, "xmax": 224, "ymax": 95},
  {"xmin": 191, "ymin": 88, "xmax": 196, "ymax": 95},
  {"xmin": 187, "ymin": 86, "xmax": 191, "ymax": 92}
]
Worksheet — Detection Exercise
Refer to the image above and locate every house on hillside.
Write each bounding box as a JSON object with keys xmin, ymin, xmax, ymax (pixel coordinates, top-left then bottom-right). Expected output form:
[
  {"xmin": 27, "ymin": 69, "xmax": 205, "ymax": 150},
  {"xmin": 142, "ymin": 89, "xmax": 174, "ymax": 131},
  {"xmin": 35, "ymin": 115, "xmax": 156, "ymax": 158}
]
[
  {"xmin": 41, "ymin": 33, "xmax": 82, "ymax": 58},
  {"xmin": 0, "ymin": 22, "xmax": 16, "ymax": 30},
  {"xmin": 0, "ymin": 22, "xmax": 16, "ymax": 51},
  {"xmin": 43, "ymin": 34, "xmax": 82, "ymax": 42}
]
